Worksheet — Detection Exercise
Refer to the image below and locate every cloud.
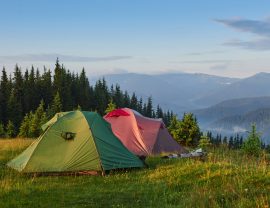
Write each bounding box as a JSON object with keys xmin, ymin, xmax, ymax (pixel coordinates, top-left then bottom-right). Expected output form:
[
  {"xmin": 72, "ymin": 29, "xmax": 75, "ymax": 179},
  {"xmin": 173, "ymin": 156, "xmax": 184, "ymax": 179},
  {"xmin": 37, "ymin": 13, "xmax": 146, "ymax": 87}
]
[
  {"xmin": 184, "ymin": 50, "xmax": 226, "ymax": 56},
  {"xmin": 210, "ymin": 63, "xmax": 229, "ymax": 71},
  {"xmin": 0, "ymin": 54, "xmax": 132, "ymax": 63},
  {"xmin": 173, "ymin": 59, "xmax": 236, "ymax": 64},
  {"xmin": 215, "ymin": 18, "xmax": 270, "ymax": 37},
  {"xmin": 215, "ymin": 17, "xmax": 270, "ymax": 51},
  {"xmin": 224, "ymin": 38, "xmax": 270, "ymax": 50}
]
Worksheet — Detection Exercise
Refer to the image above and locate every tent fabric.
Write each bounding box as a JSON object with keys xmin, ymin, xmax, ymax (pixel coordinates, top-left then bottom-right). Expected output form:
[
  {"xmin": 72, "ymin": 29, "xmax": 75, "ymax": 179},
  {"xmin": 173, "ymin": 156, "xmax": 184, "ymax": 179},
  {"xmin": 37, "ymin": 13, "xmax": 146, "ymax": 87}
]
[
  {"xmin": 7, "ymin": 111, "xmax": 144, "ymax": 173},
  {"xmin": 105, "ymin": 109, "xmax": 130, "ymax": 117},
  {"xmin": 104, "ymin": 108, "xmax": 187, "ymax": 156}
]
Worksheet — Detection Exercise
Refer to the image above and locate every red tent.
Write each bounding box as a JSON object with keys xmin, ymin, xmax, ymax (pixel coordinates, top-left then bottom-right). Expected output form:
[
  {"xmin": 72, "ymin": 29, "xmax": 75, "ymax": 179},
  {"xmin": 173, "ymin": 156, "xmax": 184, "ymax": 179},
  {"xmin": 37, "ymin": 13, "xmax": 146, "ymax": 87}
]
[{"xmin": 104, "ymin": 108, "xmax": 186, "ymax": 156}]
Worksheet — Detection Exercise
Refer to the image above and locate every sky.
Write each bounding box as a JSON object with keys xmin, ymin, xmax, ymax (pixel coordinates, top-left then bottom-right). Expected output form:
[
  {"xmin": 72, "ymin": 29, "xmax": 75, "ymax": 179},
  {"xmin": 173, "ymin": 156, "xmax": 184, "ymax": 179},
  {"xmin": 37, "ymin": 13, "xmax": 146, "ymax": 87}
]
[{"xmin": 1, "ymin": 0, "xmax": 270, "ymax": 78}]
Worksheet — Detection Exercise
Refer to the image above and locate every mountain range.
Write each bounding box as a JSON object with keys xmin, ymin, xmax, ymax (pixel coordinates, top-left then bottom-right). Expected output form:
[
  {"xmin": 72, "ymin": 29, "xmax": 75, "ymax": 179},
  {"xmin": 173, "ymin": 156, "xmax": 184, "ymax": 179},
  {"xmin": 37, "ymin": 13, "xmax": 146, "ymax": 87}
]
[{"xmin": 91, "ymin": 72, "xmax": 270, "ymax": 143}]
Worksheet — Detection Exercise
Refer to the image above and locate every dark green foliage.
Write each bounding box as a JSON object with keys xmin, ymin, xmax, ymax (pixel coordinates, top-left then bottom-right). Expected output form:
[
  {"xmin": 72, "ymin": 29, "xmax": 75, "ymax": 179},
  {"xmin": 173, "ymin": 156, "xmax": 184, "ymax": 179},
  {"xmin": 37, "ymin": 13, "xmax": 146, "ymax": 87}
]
[
  {"xmin": 29, "ymin": 100, "xmax": 47, "ymax": 137},
  {"xmin": 19, "ymin": 100, "xmax": 47, "ymax": 138},
  {"xmin": 8, "ymin": 65, "xmax": 24, "ymax": 131},
  {"xmin": 168, "ymin": 113, "xmax": 201, "ymax": 146},
  {"xmin": 0, "ymin": 60, "xmax": 172, "ymax": 137},
  {"xmin": 242, "ymin": 124, "xmax": 262, "ymax": 156},
  {"xmin": 50, "ymin": 92, "xmax": 63, "ymax": 117},
  {"xmin": 6, "ymin": 120, "xmax": 15, "ymax": 138},
  {"xmin": 18, "ymin": 112, "xmax": 32, "ymax": 138},
  {"xmin": 146, "ymin": 97, "xmax": 153, "ymax": 117},
  {"xmin": 0, "ymin": 123, "xmax": 5, "ymax": 137},
  {"xmin": 168, "ymin": 116, "xmax": 182, "ymax": 144},
  {"xmin": 130, "ymin": 93, "xmax": 138, "ymax": 111},
  {"xmin": 179, "ymin": 113, "xmax": 201, "ymax": 146},
  {"xmin": 198, "ymin": 135, "xmax": 212, "ymax": 150},
  {"xmin": 94, "ymin": 78, "xmax": 110, "ymax": 114},
  {"xmin": 0, "ymin": 68, "xmax": 10, "ymax": 126}
]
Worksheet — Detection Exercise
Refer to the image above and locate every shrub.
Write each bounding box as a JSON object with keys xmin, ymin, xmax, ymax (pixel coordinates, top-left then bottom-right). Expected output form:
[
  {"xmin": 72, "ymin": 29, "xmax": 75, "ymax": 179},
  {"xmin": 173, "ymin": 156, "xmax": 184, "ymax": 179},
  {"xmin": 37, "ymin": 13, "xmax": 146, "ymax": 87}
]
[
  {"xmin": 198, "ymin": 135, "xmax": 212, "ymax": 150},
  {"xmin": 242, "ymin": 124, "xmax": 262, "ymax": 157},
  {"xmin": 6, "ymin": 120, "xmax": 16, "ymax": 138},
  {"xmin": 0, "ymin": 123, "xmax": 5, "ymax": 137}
]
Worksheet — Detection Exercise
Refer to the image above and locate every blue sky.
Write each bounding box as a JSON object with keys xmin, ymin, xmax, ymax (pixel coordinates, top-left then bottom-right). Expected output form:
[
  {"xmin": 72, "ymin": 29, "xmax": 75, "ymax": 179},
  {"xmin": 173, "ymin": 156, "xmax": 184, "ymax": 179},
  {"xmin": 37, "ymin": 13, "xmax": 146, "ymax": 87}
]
[{"xmin": 1, "ymin": 0, "xmax": 270, "ymax": 77}]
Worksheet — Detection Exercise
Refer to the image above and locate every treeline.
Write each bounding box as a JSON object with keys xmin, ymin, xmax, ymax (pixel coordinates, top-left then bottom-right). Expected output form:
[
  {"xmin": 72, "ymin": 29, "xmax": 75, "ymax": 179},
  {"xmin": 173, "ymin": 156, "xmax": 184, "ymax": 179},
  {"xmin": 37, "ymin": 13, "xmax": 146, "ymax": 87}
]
[
  {"xmin": 0, "ymin": 59, "xmax": 173, "ymax": 138},
  {"xmin": 207, "ymin": 132, "xmax": 244, "ymax": 149},
  {"xmin": 207, "ymin": 132, "xmax": 270, "ymax": 151}
]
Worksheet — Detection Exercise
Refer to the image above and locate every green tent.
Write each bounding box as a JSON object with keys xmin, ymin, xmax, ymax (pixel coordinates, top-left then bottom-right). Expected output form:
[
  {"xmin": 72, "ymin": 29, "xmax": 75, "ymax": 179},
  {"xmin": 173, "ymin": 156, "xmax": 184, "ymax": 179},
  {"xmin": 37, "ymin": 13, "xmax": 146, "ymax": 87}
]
[{"xmin": 7, "ymin": 111, "xmax": 144, "ymax": 174}]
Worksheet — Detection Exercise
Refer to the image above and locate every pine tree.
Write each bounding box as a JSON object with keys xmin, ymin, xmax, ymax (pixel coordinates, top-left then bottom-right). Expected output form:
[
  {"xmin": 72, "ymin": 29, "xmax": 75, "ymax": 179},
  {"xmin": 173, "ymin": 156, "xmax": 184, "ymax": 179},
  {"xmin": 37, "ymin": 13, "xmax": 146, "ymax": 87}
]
[
  {"xmin": 94, "ymin": 79, "xmax": 110, "ymax": 115},
  {"xmin": 198, "ymin": 134, "xmax": 211, "ymax": 150},
  {"xmin": 50, "ymin": 92, "xmax": 63, "ymax": 117},
  {"xmin": 142, "ymin": 103, "xmax": 147, "ymax": 116},
  {"xmin": 223, "ymin": 136, "xmax": 228, "ymax": 146},
  {"xmin": 242, "ymin": 124, "xmax": 262, "ymax": 156},
  {"xmin": 168, "ymin": 115, "xmax": 183, "ymax": 144},
  {"xmin": 6, "ymin": 120, "xmax": 15, "ymax": 138},
  {"xmin": 29, "ymin": 100, "xmax": 47, "ymax": 137},
  {"xmin": 137, "ymin": 97, "xmax": 143, "ymax": 113},
  {"xmin": 146, "ymin": 96, "xmax": 153, "ymax": 117},
  {"xmin": 113, "ymin": 84, "xmax": 124, "ymax": 108},
  {"xmin": 7, "ymin": 89, "xmax": 23, "ymax": 132},
  {"xmin": 130, "ymin": 93, "xmax": 138, "ymax": 111},
  {"xmin": 18, "ymin": 113, "xmax": 31, "ymax": 138},
  {"xmin": 228, "ymin": 136, "xmax": 234, "ymax": 149},
  {"xmin": 123, "ymin": 91, "xmax": 130, "ymax": 107},
  {"xmin": 40, "ymin": 68, "xmax": 53, "ymax": 107},
  {"xmin": 156, "ymin": 105, "xmax": 163, "ymax": 118},
  {"xmin": 0, "ymin": 123, "xmax": 5, "ymax": 137},
  {"xmin": 0, "ymin": 67, "xmax": 10, "ymax": 125},
  {"xmin": 178, "ymin": 113, "xmax": 201, "ymax": 146},
  {"xmin": 78, "ymin": 68, "xmax": 92, "ymax": 110}
]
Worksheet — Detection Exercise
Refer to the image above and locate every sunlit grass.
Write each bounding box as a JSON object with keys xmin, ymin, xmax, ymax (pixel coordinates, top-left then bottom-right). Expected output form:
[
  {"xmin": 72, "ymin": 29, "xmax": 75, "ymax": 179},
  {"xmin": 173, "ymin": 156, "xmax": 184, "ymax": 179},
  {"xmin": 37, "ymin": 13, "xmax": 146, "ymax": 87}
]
[{"xmin": 0, "ymin": 138, "xmax": 269, "ymax": 207}]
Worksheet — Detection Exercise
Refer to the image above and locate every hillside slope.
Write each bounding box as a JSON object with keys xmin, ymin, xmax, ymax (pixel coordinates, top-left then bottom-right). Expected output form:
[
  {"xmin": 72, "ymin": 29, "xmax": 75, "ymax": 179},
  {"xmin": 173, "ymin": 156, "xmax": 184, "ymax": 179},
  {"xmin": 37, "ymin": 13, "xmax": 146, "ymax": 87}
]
[
  {"xmin": 90, "ymin": 72, "xmax": 238, "ymax": 113},
  {"xmin": 193, "ymin": 96, "xmax": 270, "ymax": 124},
  {"xmin": 1, "ymin": 139, "xmax": 269, "ymax": 208},
  {"xmin": 195, "ymin": 72, "xmax": 270, "ymax": 106}
]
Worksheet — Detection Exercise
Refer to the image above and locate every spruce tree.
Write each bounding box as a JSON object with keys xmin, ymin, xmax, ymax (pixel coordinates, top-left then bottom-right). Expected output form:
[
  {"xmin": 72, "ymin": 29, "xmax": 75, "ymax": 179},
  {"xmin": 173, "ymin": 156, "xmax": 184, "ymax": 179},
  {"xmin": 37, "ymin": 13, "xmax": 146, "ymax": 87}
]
[
  {"xmin": 242, "ymin": 124, "xmax": 262, "ymax": 156},
  {"xmin": 123, "ymin": 91, "xmax": 130, "ymax": 107},
  {"xmin": 28, "ymin": 100, "xmax": 47, "ymax": 137},
  {"xmin": 130, "ymin": 93, "xmax": 138, "ymax": 111},
  {"xmin": 7, "ymin": 89, "xmax": 23, "ymax": 133},
  {"xmin": 137, "ymin": 97, "xmax": 143, "ymax": 113},
  {"xmin": 179, "ymin": 113, "xmax": 201, "ymax": 146},
  {"xmin": 113, "ymin": 84, "xmax": 124, "ymax": 108},
  {"xmin": 0, "ymin": 67, "xmax": 10, "ymax": 125},
  {"xmin": 78, "ymin": 68, "xmax": 91, "ymax": 110},
  {"xmin": 168, "ymin": 115, "xmax": 182, "ymax": 144},
  {"xmin": 0, "ymin": 123, "xmax": 5, "ymax": 138},
  {"xmin": 18, "ymin": 113, "xmax": 31, "ymax": 138},
  {"xmin": 146, "ymin": 96, "xmax": 153, "ymax": 117},
  {"xmin": 6, "ymin": 120, "xmax": 15, "ymax": 138},
  {"xmin": 50, "ymin": 92, "xmax": 63, "ymax": 117},
  {"xmin": 40, "ymin": 68, "xmax": 53, "ymax": 107}
]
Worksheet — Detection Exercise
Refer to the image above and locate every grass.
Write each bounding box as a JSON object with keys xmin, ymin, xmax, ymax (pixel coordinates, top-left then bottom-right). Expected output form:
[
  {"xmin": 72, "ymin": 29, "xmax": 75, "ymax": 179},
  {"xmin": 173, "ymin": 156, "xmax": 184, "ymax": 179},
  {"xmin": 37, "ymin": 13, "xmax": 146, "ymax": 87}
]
[{"xmin": 0, "ymin": 138, "xmax": 269, "ymax": 208}]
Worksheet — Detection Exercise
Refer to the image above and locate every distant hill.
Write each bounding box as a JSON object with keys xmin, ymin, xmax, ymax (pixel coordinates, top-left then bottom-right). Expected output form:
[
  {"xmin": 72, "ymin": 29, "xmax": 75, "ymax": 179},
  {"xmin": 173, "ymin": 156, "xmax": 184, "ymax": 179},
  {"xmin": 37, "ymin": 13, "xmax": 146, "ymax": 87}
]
[
  {"xmin": 207, "ymin": 108, "xmax": 270, "ymax": 144},
  {"xmin": 193, "ymin": 96, "xmax": 270, "ymax": 144},
  {"xmin": 90, "ymin": 72, "xmax": 238, "ymax": 113},
  {"xmin": 195, "ymin": 72, "xmax": 270, "ymax": 106},
  {"xmin": 193, "ymin": 96, "xmax": 270, "ymax": 125}
]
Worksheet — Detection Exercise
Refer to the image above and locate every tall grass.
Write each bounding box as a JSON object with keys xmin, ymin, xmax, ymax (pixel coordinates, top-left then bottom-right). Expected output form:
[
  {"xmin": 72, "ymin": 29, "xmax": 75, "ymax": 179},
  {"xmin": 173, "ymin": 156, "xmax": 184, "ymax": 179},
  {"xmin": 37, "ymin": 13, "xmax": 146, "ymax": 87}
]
[{"xmin": 0, "ymin": 139, "xmax": 269, "ymax": 208}]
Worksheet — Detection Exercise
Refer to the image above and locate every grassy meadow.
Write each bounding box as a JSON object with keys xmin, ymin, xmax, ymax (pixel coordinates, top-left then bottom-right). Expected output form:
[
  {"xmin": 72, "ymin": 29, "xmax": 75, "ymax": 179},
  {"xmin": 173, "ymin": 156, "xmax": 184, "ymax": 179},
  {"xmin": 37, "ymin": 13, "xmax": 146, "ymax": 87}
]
[{"xmin": 0, "ymin": 138, "xmax": 269, "ymax": 208}]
